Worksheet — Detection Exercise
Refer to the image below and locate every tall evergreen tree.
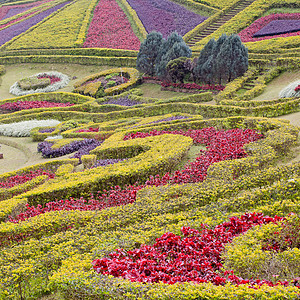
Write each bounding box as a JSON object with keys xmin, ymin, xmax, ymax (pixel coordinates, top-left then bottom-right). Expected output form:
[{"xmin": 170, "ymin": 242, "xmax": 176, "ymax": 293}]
[
  {"xmin": 155, "ymin": 32, "xmax": 192, "ymax": 79},
  {"xmin": 229, "ymin": 34, "xmax": 248, "ymax": 81},
  {"xmin": 136, "ymin": 31, "xmax": 163, "ymax": 76},
  {"xmin": 193, "ymin": 38, "xmax": 216, "ymax": 82},
  {"xmin": 195, "ymin": 33, "xmax": 248, "ymax": 84}
]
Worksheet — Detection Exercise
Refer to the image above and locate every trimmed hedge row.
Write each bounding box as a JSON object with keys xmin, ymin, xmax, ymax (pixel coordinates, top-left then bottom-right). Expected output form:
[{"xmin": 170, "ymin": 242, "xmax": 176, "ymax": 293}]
[
  {"xmin": 0, "ymin": 55, "xmax": 137, "ymax": 67},
  {"xmin": 1, "ymin": 97, "xmax": 300, "ymax": 125},
  {"xmin": 191, "ymin": 0, "xmax": 300, "ymax": 51},
  {"xmin": 73, "ymin": 68, "xmax": 140, "ymax": 96},
  {"xmin": 0, "ymin": 159, "xmax": 298, "ymax": 298},
  {"xmin": 0, "ymin": 48, "xmax": 138, "ymax": 58},
  {"xmin": 0, "ymin": 117, "xmax": 296, "ymax": 224},
  {"xmin": 0, "ymin": 159, "xmax": 78, "ymax": 221}
]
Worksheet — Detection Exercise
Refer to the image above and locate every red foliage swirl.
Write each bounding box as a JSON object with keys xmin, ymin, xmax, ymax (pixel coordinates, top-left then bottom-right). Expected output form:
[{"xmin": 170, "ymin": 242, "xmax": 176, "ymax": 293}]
[
  {"xmin": 92, "ymin": 213, "xmax": 292, "ymax": 286},
  {"xmin": 9, "ymin": 127, "xmax": 263, "ymax": 223}
]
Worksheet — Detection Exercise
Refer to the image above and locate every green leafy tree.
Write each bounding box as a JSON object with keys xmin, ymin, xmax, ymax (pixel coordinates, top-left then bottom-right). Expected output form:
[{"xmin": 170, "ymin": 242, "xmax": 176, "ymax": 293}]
[
  {"xmin": 166, "ymin": 57, "xmax": 191, "ymax": 83},
  {"xmin": 136, "ymin": 32, "xmax": 163, "ymax": 76}
]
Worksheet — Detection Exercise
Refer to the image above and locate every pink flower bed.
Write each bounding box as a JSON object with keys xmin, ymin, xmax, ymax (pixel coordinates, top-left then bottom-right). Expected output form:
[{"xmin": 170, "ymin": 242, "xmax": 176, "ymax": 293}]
[
  {"xmin": 83, "ymin": 0, "xmax": 140, "ymax": 50},
  {"xmin": 295, "ymin": 85, "xmax": 300, "ymax": 92},
  {"xmin": 239, "ymin": 13, "xmax": 300, "ymax": 42},
  {"xmin": 9, "ymin": 127, "xmax": 263, "ymax": 223},
  {"xmin": 0, "ymin": 100, "xmax": 74, "ymax": 112}
]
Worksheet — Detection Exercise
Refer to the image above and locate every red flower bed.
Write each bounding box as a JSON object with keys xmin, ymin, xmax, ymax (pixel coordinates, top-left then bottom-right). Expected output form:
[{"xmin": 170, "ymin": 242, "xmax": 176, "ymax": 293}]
[
  {"xmin": 295, "ymin": 85, "xmax": 300, "ymax": 92},
  {"xmin": 76, "ymin": 127, "xmax": 99, "ymax": 133},
  {"xmin": 161, "ymin": 81, "xmax": 225, "ymax": 91},
  {"xmin": 37, "ymin": 74, "xmax": 61, "ymax": 84},
  {"xmin": 0, "ymin": 169, "xmax": 55, "ymax": 189},
  {"xmin": 83, "ymin": 0, "xmax": 140, "ymax": 50},
  {"xmin": 92, "ymin": 212, "xmax": 290, "ymax": 286},
  {"xmin": 9, "ymin": 127, "xmax": 263, "ymax": 223},
  {"xmin": 239, "ymin": 13, "xmax": 300, "ymax": 42},
  {"xmin": 0, "ymin": 100, "xmax": 74, "ymax": 112}
]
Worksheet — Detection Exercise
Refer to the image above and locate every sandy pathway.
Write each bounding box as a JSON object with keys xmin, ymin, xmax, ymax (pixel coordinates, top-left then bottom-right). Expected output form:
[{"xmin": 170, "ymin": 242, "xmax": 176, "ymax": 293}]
[{"xmin": 0, "ymin": 136, "xmax": 74, "ymax": 174}]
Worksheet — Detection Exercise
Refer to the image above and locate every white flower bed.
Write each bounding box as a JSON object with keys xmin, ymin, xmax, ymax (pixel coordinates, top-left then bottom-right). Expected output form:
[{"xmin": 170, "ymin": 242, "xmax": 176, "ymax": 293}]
[
  {"xmin": 279, "ymin": 80, "xmax": 300, "ymax": 98},
  {"xmin": 9, "ymin": 71, "xmax": 69, "ymax": 96},
  {"xmin": 0, "ymin": 120, "xmax": 61, "ymax": 137}
]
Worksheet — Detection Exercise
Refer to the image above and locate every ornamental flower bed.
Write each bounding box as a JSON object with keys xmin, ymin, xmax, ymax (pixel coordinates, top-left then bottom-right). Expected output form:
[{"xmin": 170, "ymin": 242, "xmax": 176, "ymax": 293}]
[
  {"xmin": 92, "ymin": 212, "xmax": 294, "ymax": 286},
  {"xmin": 253, "ymin": 19, "xmax": 300, "ymax": 37},
  {"xmin": 10, "ymin": 127, "xmax": 263, "ymax": 222},
  {"xmin": 10, "ymin": 71, "xmax": 69, "ymax": 96},
  {"xmin": 0, "ymin": 1, "xmax": 71, "ymax": 47},
  {"xmin": 0, "ymin": 169, "xmax": 55, "ymax": 189},
  {"xmin": 239, "ymin": 13, "xmax": 300, "ymax": 42},
  {"xmin": 83, "ymin": 0, "xmax": 140, "ymax": 50},
  {"xmin": 161, "ymin": 81, "xmax": 225, "ymax": 92},
  {"xmin": 101, "ymin": 96, "xmax": 139, "ymax": 106},
  {"xmin": 37, "ymin": 138, "xmax": 102, "ymax": 159},
  {"xmin": 126, "ymin": 0, "xmax": 207, "ymax": 38},
  {"xmin": 279, "ymin": 80, "xmax": 300, "ymax": 98},
  {"xmin": 0, "ymin": 119, "xmax": 61, "ymax": 137},
  {"xmin": 0, "ymin": 100, "xmax": 74, "ymax": 112},
  {"xmin": 0, "ymin": 0, "xmax": 50, "ymax": 20}
]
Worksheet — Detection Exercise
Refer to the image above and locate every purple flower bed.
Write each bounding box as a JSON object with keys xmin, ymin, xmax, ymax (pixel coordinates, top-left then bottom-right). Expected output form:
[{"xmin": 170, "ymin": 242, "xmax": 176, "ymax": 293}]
[
  {"xmin": 70, "ymin": 140, "xmax": 103, "ymax": 163},
  {"xmin": 39, "ymin": 128, "xmax": 55, "ymax": 133},
  {"xmin": 0, "ymin": 1, "xmax": 70, "ymax": 46},
  {"xmin": 149, "ymin": 116, "xmax": 190, "ymax": 124},
  {"xmin": 92, "ymin": 158, "xmax": 127, "ymax": 168},
  {"xmin": 126, "ymin": 0, "xmax": 207, "ymax": 38},
  {"xmin": 239, "ymin": 13, "xmax": 300, "ymax": 42},
  {"xmin": 38, "ymin": 138, "xmax": 102, "ymax": 159},
  {"xmin": 0, "ymin": 0, "xmax": 52, "ymax": 20},
  {"xmin": 102, "ymin": 96, "xmax": 139, "ymax": 107},
  {"xmin": 253, "ymin": 20, "xmax": 300, "ymax": 37}
]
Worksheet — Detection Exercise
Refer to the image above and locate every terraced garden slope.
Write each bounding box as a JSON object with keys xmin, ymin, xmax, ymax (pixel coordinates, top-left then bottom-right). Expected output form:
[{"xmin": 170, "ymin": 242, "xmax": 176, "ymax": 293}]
[{"xmin": 0, "ymin": 0, "xmax": 299, "ymax": 299}]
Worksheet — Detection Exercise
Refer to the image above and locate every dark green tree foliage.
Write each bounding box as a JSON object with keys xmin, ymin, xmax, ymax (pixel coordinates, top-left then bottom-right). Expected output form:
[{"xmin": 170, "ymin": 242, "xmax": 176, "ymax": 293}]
[
  {"xmin": 193, "ymin": 38, "xmax": 216, "ymax": 82},
  {"xmin": 136, "ymin": 31, "xmax": 163, "ymax": 76},
  {"xmin": 155, "ymin": 32, "xmax": 192, "ymax": 79},
  {"xmin": 195, "ymin": 34, "xmax": 248, "ymax": 84},
  {"xmin": 166, "ymin": 57, "xmax": 190, "ymax": 83}
]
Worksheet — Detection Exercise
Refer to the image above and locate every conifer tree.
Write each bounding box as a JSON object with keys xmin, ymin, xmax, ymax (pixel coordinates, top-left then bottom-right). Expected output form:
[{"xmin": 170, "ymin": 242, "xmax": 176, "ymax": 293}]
[
  {"xmin": 155, "ymin": 32, "xmax": 192, "ymax": 79},
  {"xmin": 136, "ymin": 31, "xmax": 163, "ymax": 76},
  {"xmin": 193, "ymin": 38, "xmax": 216, "ymax": 82}
]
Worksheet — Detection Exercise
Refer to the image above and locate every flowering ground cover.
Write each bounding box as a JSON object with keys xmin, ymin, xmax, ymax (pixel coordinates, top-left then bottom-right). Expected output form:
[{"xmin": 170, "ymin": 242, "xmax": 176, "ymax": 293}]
[
  {"xmin": 92, "ymin": 212, "xmax": 289, "ymax": 286},
  {"xmin": 83, "ymin": 0, "xmax": 140, "ymax": 50},
  {"xmin": 239, "ymin": 13, "xmax": 300, "ymax": 42},
  {"xmin": 162, "ymin": 82, "xmax": 225, "ymax": 91},
  {"xmin": 0, "ymin": 100, "xmax": 74, "ymax": 112},
  {"xmin": 253, "ymin": 20, "xmax": 300, "ymax": 37},
  {"xmin": 0, "ymin": 169, "xmax": 55, "ymax": 189},
  {"xmin": 9, "ymin": 71, "xmax": 69, "ymax": 96},
  {"xmin": 0, "ymin": 1, "xmax": 70, "ymax": 47},
  {"xmin": 126, "ymin": 0, "xmax": 207, "ymax": 38},
  {"xmin": 37, "ymin": 138, "xmax": 102, "ymax": 159},
  {"xmin": 0, "ymin": 0, "xmax": 50, "ymax": 20},
  {"xmin": 0, "ymin": 119, "xmax": 61, "ymax": 137},
  {"xmin": 10, "ymin": 127, "xmax": 263, "ymax": 222}
]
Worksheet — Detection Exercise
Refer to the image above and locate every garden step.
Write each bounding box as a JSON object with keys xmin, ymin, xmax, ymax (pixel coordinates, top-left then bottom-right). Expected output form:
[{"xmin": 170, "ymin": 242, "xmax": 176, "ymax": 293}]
[{"xmin": 187, "ymin": 0, "xmax": 256, "ymax": 46}]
